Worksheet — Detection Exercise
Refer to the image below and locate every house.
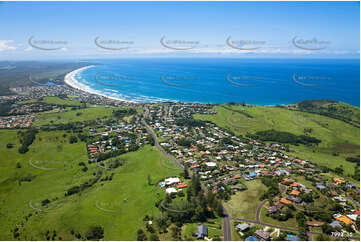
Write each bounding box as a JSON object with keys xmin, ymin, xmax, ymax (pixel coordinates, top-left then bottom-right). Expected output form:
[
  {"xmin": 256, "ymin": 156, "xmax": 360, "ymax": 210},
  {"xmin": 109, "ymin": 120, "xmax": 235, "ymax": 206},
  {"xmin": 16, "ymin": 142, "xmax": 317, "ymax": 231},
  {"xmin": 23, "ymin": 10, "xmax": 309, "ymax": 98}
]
[
  {"xmin": 290, "ymin": 190, "xmax": 300, "ymax": 196},
  {"xmin": 255, "ymin": 229, "xmax": 270, "ymax": 240},
  {"xmin": 245, "ymin": 236, "xmax": 259, "ymax": 241},
  {"xmin": 268, "ymin": 202, "xmax": 283, "ymax": 214},
  {"xmin": 335, "ymin": 216, "xmax": 352, "ymax": 225},
  {"xmin": 196, "ymin": 225, "xmax": 208, "ymax": 239},
  {"xmin": 176, "ymin": 183, "xmax": 188, "ymax": 188},
  {"xmin": 329, "ymin": 220, "xmax": 342, "ymax": 229},
  {"xmin": 165, "ymin": 187, "xmax": 177, "ymax": 194},
  {"xmin": 334, "ymin": 196, "xmax": 346, "ymax": 203},
  {"xmin": 280, "ymin": 197, "xmax": 292, "ymax": 205},
  {"xmin": 333, "ymin": 177, "xmax": 345, "ymax": 185},
  {"xmin": 347, "ymin": 214, "xmax": 358, "ymax": 221},
  {"xmin": 286, "ymin": 195, "xmax": 302, "ymax": 204},
  {"xmin": 235, "ymin": 223, "xmax": 250, "ymax": 232},
  {"xmin": 306, "ymin": 221, "xmax": 325, "ymax": 227},
  {"xmin": 164, "ymin": 177, "xmax": 180, "ymax": 185},
  {"xmin": 205, "ymin": 162, "xmax": 217, "ymax": 167},
  {"xmin": 316, "ymin": 183, "xmax": 326, "ymax": 190}
]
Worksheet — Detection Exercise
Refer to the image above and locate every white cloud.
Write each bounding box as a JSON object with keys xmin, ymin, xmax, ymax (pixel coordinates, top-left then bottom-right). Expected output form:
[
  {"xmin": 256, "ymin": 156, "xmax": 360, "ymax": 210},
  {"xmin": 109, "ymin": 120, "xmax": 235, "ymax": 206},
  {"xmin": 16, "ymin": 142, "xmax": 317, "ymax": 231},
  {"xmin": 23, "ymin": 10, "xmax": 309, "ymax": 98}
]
[{"xmin": 0, "ymin": 40, "xmax": 16, "ymax": 51}]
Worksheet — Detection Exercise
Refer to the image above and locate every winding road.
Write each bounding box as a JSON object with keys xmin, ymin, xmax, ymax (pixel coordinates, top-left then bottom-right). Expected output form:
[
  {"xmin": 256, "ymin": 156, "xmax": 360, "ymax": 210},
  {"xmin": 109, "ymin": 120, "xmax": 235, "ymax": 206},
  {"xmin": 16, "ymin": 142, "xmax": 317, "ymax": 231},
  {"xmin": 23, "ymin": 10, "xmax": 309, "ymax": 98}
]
[
  {"xmin": 142, "ymin": 120, "xmax": 184, "ymax": 170},
  {"xmin": 142, "ymin": 119, "xmax": 232, "ymax": 240}
]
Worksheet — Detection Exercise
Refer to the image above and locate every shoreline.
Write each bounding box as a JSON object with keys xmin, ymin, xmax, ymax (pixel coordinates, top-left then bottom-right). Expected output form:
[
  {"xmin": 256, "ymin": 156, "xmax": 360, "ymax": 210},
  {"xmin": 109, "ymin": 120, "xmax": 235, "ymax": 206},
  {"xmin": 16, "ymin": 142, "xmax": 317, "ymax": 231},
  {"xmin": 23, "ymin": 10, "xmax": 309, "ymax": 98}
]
[{"xmin": 64, "ymin": 65, "xmax": 135, "ymax": 103}]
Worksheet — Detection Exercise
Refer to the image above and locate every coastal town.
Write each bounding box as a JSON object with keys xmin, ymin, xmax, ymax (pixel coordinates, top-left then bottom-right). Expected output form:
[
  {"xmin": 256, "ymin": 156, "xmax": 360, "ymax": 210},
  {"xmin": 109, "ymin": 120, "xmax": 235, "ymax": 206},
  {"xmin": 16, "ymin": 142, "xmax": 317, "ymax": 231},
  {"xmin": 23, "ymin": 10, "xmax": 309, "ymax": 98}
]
[{"xmin": 0, "ymin": 81, "xmax": 359, "ymax": 241}]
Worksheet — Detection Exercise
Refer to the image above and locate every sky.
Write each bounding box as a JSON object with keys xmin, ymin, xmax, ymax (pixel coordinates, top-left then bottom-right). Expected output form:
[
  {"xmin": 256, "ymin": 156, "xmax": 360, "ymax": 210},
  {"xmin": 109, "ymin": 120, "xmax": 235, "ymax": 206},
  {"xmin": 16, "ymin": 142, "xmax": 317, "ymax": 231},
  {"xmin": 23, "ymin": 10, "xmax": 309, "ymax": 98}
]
[{"xmin": 0, "ymin": 1, "xmax": 359, "ymax": 60}]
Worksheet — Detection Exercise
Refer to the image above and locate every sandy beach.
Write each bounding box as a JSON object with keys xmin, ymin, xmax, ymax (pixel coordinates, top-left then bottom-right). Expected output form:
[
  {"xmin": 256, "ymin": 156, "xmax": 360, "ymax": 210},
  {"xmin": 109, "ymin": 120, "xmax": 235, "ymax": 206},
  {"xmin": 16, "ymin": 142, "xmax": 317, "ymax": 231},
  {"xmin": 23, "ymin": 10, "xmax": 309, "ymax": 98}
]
[{"xmin": 64, "ymin": 65, "xmax": 133, "ymax": 103}]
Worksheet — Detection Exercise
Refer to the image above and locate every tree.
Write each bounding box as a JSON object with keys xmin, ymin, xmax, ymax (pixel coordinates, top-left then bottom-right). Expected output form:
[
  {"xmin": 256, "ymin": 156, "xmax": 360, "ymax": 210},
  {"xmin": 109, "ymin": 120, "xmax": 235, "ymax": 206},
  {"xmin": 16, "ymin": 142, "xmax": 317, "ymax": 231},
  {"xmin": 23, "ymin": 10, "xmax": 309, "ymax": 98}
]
[
  {"xmin": 69, "ymin": 136, "xmax": 78, "ymax": 144},
  {"xmin": 147, "ymin": 174, "xmax": 151, "ymax": 185},
  {"xmin": 86, "ymin": 226, "xmax": 104, "ymax": 240},
  {"xmin": 216, "ymin": 200, "xmax": 224, "ymax": 217},
  {"xmin": 149, "ymin": 234, "xmax": 159, "ymax": 241},
  {"xmin": 18, "ymin": 145, "xmax": 29, "ymax": 154},
  {"xmin": 334, "ymin": 165, "xmax": 344, "ymax": 175},
  {"xmin": 321, "ymin": 223, "xmax": 333, "ymax": 234},
  {"xmin": 183, "ymin": 168, "xmax": 189, "ymax": 179},
  {"xmin": 136, "ymin": 229, "xmax": 147, "ymax": 241}
]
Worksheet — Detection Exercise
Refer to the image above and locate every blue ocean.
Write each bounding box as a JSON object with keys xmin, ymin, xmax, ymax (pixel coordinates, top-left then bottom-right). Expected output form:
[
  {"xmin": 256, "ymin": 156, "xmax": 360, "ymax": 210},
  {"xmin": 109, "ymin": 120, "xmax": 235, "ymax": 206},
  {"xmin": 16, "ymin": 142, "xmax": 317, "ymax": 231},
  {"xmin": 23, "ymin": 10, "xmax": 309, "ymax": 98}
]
[{"xmin": 74, "ymin": 58, "xmax": 360, "ymax": 106}]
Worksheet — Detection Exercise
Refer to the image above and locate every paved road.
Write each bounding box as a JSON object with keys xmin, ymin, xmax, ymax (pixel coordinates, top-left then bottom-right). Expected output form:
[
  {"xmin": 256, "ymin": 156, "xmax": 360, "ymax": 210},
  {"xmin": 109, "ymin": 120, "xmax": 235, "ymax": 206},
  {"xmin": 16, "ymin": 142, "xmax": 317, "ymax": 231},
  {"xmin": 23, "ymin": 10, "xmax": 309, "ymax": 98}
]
[
  {"xmin": 232, "ymin": 217, "xmax": 299, "ymax": 232},
  {"xmin": 256, "ymin": 200, "xmax": 268, "ymax": 222},
  {"xmin": 142, "ymin": 120, "xmax": 184, "ymax": 170},
  {"xmin": 223, "ymin": 207, "xmax": 232, "ymax": 241},
  {"xmin": 232, "ymin": 217, "xmax": 360, "ymax": 240},
  {"xmin": 142, "ymin": 119, "xmax": 232, "ymax": 240}
]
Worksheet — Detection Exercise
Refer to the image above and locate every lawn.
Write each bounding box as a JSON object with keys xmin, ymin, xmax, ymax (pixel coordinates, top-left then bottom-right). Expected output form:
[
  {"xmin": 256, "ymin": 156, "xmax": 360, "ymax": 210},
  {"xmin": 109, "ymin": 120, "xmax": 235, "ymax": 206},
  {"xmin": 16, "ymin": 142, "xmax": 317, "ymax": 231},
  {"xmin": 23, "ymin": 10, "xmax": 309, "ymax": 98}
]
[
  {"xmin": 259, "ymin": 207, "xmax": 298, "ymax": 229},
  {"xmin": 181, "ymin": 218, "xmax": 223, "ymax": 240},
  {"xmin": 33, "ymin": 107, "xmax": 117, "ymax": 126},
  {"xmin": 224, "ymin": 179, "xmax": 266, "ymax": 220},
  {"xmin": 231, "ymin": 221, "xmax": 242, "ymax": 241},
  {"xmin": 194, "ymin": 104, "xmax": 360, "ymax": 176},
  {"xmin": 0, "ymin": 129, "xmax": 181, "ymax": 241}
]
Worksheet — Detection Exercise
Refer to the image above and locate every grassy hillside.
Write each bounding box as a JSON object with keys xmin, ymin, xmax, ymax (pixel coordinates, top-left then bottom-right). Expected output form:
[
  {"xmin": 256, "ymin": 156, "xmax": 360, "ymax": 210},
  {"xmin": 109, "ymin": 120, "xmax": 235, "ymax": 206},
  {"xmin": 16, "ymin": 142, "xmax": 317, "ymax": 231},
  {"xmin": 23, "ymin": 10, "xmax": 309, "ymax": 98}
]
[
  {"xmin": 295, "ymin": 100, "xmax": 360, "ymax": 126},
  {"xmin": 33, "ymin": 107, "xmax": 117, "ymax": 126},
  {"xmin": 194, "ymin": 104, "xmax": 360, "ymax": 176},
  {"xmin": 0, "ymin": 129, "xmax": 179, "ymax": 240}
]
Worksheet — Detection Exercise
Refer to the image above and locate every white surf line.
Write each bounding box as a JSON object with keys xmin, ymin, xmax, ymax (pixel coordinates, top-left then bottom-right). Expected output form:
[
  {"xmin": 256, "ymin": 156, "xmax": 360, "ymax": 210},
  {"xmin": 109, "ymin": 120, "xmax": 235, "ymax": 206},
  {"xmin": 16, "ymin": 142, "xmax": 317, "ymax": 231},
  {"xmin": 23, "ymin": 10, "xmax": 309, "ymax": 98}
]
[{"xmin": 64, "ymin": 65, "xmax": 135, "ymax": 103}]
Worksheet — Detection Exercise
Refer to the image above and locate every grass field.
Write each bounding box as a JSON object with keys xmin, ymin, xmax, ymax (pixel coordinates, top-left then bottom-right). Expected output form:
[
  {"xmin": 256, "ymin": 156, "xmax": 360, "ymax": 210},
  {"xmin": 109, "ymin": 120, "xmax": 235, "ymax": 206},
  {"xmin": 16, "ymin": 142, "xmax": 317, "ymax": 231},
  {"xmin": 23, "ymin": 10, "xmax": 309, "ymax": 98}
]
[
  {"xmin": 42, "ymin": 96, "xmax": 83, "ymax": 107},
  {"xmin": 181, "ymin": 218, "xmax": 223, "ymax": 240},
  {"xmin": 0, "ymin": 128, "xmax": 181, "ymax": 240},
  {"xmin": 194, "ymin": 104, "xmax": 360, "ymax": 176},
  {"xmin": 33, "ymin": 107, "xmax": 117, "ymax": 126},
  {"xmin": 224, "ymin": 179, "xmax": 266, "ymax": 220},
  {"xmin": 17, "ymin": 96, "xmax": 82, "ymax": 107},
  {"xmin": 259, "ymin": 207, "xmax": 298, "ymax": 229}
]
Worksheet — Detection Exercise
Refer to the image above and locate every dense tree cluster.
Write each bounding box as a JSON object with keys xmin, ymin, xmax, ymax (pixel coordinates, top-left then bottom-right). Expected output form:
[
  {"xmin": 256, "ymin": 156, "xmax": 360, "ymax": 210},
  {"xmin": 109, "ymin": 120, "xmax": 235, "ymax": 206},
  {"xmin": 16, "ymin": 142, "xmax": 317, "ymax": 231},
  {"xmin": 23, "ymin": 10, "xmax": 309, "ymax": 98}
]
[
  {"xmin": 260, "ymin": 176, "xmax": 280, "ymax": 201},
  {"xmin": 18, "ymin": 128, "xmax": 38, "ymax": 154},
  {"xmin": 250, "ymin": 129, "xmax": 321, "ymax": 146},
  {"xmin": 112, "ymin": 108, "xmax": 136, "ymax": 118},
  {"xmin": 175, "ymin": 118, "xmax": 206, "ymax": 127},
  {"xmin": 155, "ymin": 174, "xmax": 224, "ymax": 231}
]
